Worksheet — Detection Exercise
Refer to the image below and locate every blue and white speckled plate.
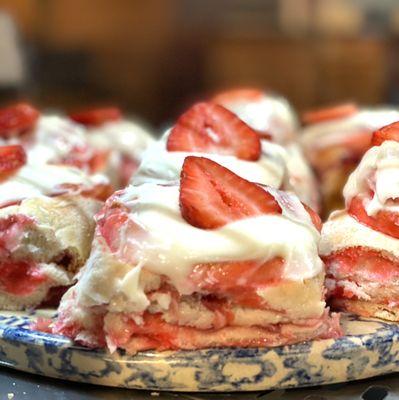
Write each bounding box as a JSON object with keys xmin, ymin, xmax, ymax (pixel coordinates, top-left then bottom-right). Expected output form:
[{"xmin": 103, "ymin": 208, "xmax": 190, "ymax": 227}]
[{"xmin": 0, "ymin": 310, "xmax": 398, "ymax": 392}]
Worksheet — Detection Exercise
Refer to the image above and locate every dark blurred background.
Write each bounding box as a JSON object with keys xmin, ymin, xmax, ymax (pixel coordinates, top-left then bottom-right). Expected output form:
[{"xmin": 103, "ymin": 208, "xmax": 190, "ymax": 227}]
[{"xmin": 1, "ymin": 0, "xmax": 399, "ymax": 128}]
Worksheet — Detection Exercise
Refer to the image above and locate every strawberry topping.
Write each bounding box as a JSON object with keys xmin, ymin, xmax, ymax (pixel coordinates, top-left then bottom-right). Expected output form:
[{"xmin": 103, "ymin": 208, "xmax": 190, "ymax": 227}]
[
  {"xmin": 0, "ymin": 103, "xmax": 40, "ymax": 137},
  {"xmin": 348, "ymin": 194, "xmax": 399, "ymax": 239},
  {"xmin": 302, "ymin": 103, "xmax": 358, "ymax": 125},
  {"xmin": 371, "ymin": 121, "xmax": 399, "ymax": 146},
  {"xmin": 180, "ymin": 156, "xmax": 281, "ymax": 229},
  {"xmin": 69, "ymin": 107, "xmax": 122, "ymax": 126},
  {"xmin": 0, "ymin": 145, "xmax": 27, "ymax": 177},
  {"xmin": 167, "ymin": 102, "xmax": 261, "ymax": 161}
]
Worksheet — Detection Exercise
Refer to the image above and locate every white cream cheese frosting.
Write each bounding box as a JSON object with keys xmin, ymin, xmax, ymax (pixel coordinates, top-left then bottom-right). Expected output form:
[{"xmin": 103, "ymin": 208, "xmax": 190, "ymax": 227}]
[
  {"xmin": 220, "ymin": 94, "xmax": 298, "ymax": 144},
  {"xmin": 301, "ymin": 108, "xmax": 399, "ymax": 151},
  {"xmin": 86, "ymin": 120, "xmax": 154, "ymax": 160},
  {"xmin": 22, "ymin": 116, "xmax": 90, "ymax": 166},
  {"xmin": 74, "ymin": 182, "xmax": 323, "ymax": 313},
  {"xmin": 133, "ymin": 138, "xmax": 287, "ymax": 189},
  {"xmin": 0, "ymin": 163, "xmax": 107, "ymax": 207},
  {"xmin": 343, "ymin": 140, "xmax": 399, "ymax": 216}
]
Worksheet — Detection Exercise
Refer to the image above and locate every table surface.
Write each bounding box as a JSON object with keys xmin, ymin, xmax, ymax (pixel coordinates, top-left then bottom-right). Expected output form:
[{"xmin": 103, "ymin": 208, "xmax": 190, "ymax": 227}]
[{"xmin": 0, "ymin": 368, "xmax": 398, "ymax": 400}]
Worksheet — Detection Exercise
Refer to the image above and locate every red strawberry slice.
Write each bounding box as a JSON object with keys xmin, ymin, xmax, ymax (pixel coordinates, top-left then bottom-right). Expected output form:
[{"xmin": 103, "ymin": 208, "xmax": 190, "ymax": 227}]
[
  {"xmin": 212, "ymin": 88, "xmax": 264, "ymax": 104},
  {"xmin": 180, "ymin": 156, "xmax": 281, "ymax": 229},
  {"xmin": 348, "ymin": 194, "xmax": 399, "ymax": 239},
  {"xmin": 69, "ymin": 107, "xmax": 122, "ymax": 126},
  {"xmin": 0, "ymin": 103, "xmax": 40, "ymax": 137},
  {"xmin": 167, "ymin": 102, "xmax": 261, "ymax": 161},
  {"xmin": 302, "ymin": 103, "xmax": 358, "ymax": 125},
  {"xmin": 0, "ymin": 145, "xmax": 27, "ymax": 176},
  {"xmin": 371, "ymin": 121, "xmax": 399, "ymax": 146}
]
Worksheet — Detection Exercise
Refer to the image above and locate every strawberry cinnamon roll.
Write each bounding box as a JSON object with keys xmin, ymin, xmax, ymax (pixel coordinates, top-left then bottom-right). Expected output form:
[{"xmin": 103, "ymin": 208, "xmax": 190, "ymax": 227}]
[
  {"xmin": 0, "ymin": 144, "xmax": 111, "ymax": 310},
  {"xmin": 69, "ymin": 107, "xmax": 154, "ymax": 188},
  {"xmin": 53, "ymin": 156, "xmax": 340, "ymax": 353},
  {"xmin": 134, "ymin": 102, "xmax": 319, "ymax": 211},
  {"xmin": 0, "ymin": 102, "xmax": 109, "ymax": 175},
  {"xmin": 321, "ymin": 121, "xmax": 399, "ymax": 321},
  {"xmin": 301, "ymin": 103, "xmax": 399, "ymax": 216}
]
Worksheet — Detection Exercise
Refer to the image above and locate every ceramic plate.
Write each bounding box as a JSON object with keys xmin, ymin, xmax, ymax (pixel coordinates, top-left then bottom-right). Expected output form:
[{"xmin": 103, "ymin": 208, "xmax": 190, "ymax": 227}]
[{"xmin": 0, "ymin": 310, "xmax": 398, "ymax": 392}]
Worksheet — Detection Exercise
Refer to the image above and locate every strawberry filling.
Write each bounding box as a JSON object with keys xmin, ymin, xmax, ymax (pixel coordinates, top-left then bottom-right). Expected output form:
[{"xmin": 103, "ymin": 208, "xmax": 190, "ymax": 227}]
[
  {"xmin": 0, "ymin": 214, "xmax": 48, "ymax": 296},
  {"xmin": 0, "ymin": 260, "xmax": 47, "ymax": 296},
  {"xmin": 57, "ymin": 144, "xmax": 106, "ymax": 174},
  {"xmin": 190, "ymin": 258, "xmax": 284, "ymax": 308},
  {"xmin": 324, "ymin": 247, "xmax": 399, "ymax": 285}
]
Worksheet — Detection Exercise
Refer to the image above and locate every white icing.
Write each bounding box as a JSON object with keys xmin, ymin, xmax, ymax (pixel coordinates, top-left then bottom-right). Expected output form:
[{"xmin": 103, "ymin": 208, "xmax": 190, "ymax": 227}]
[
  {"xmin": 219, "ymin": 94, "xmax": 298, "ymax": 143},
  {"xmin": 344, "ymin": 140, "xmax": 399, "ymax": 216},
  {"xmin": 133, "ymin": 138, "xmax": 286, "ymax": 189},
  {"xmin": 301, "ymin": 108, "xmax": 399, "ymax": 151},
  {"xmin": 320, "ymin": 212, "xmax": 399, "ymax": 259},
  {"xmin": 87, "ymin": 120, "xmax": 154, "ymax": 160},
  {"xmin": 25, "ymin": 116, "xmax": 90, "ymax": 165},
  {"xmin": 0, "ymin": 163, "xmax": 107, "ymax": 207}
]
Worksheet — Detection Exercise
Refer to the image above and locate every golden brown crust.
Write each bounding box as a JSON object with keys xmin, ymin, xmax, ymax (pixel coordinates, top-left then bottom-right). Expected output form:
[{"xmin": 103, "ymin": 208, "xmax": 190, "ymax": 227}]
[{"xmin": 331, "ymin": 298, "xmax": 399, "ymax": 322}]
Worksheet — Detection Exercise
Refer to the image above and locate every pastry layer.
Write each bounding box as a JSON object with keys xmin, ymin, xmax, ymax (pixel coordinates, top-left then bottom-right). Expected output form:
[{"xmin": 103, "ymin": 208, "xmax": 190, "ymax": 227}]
[
  {"xmin": 0, "ymin": 195, "xmax": 101, "ymax": 309},
  {"xmin": 330, "ymin": 298, "xmax": 399, "ymax": 322}
]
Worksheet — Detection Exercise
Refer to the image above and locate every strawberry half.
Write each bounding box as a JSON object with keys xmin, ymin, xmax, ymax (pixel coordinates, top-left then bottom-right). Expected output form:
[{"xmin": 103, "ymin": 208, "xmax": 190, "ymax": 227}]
[
  {"xmin": 179, "ymin": 156, "xmax": 281, "ymax": 229},
  {"xmin": 69, "ymin": 107, "xmax": 122, "ymax": 126},
  {"xmin": 212, "ymin": 88, "xmax": 264, "ymax": 104},
  {"xmin": 302, "ymin": 103, "xmax": 358, "ymax": 125},
  {"xmin": 0, "ymin": 145, "xmax": 27, "ymax": 176},
  {"xmin": 0, "ymin": 103, "xmax": 40, "ymax": 137},
  {"xmin": 167, "ymin": 102, "xmax": 261, "ymax": 161},
  {"xmin": 371, "ymin": 121, "xmax": 399, "ymax": 146}
]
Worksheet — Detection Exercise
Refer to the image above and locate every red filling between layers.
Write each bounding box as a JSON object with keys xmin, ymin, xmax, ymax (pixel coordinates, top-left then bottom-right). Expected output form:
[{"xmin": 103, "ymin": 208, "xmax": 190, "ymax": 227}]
[
  {"xmin": 0, "ymin": 215, "xmax": 48, "ymax": 296},
  {"xmin": 324, "ymin": 247, "xmax": 399, "ymax": 303}
]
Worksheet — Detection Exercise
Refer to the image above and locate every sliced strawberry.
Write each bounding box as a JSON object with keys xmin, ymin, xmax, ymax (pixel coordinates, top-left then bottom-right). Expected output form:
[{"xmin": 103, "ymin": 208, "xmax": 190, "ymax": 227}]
[
  {"xmin": 371, "ymin": 121, "xmax": 399, "ymax": 146},
  {"xmin": 212, "ymin": 88, "xmax": 264, "ymax": 104},
  {"xmin": 348, "ymin": 194, "xmax": 399, "ymax": 239},
  {"xmin": 0, "ymin": 103, "xmax": 40, "ymax": 137},
  {"xmin": 180, "ymin": 156, "xmax": 281, "ymax": 229},
  {"xmin": 302, "ymin": 103, "xmax": 358, "ymax": 125},
  {"xmin": 302, "ymin": 203, "xmax": 322, "ymax": 232},
  {"xmin": 0, "ymin": 145, "xmax": 27, "ymax": 176},
  {"xmin": 69, "ymin": 107, "xmax": 122, "ymax": 126},
  {"xmin": 167, "ymin": 102, "xmax": 261, "ymax": 161}
]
